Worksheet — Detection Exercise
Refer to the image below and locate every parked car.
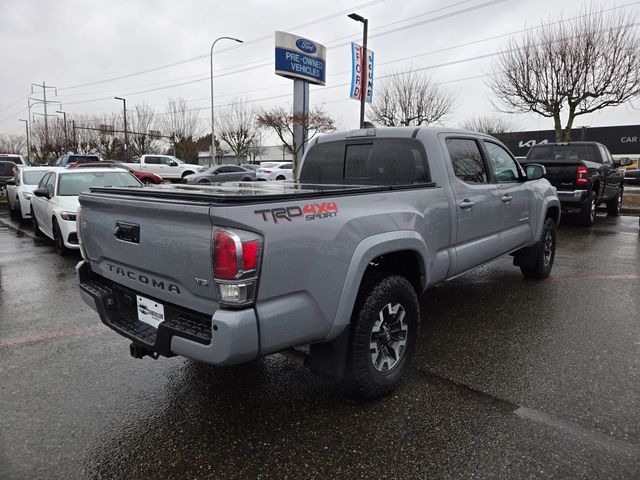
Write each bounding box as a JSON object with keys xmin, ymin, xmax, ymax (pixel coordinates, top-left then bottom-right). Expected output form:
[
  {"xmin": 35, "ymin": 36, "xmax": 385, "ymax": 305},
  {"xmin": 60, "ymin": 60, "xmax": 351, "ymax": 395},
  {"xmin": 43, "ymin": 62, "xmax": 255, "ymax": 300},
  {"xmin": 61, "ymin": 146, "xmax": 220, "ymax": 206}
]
[
  {"xmin": 0, "ymin": 153, "xmax": 29, "ymax": 166},
  {"xmin": 121, "ymin": 154, "xmax": 205, "ymax": 181},
  {"xmin": 623, "ymin": 169, "xmax": 640, "ymax": 185},
  {"xmin": 6, "ymin": 166, "xmax": 52, "ymax": 221},
  {"xmin": 255, "ymin": 162, "xmax": 293, "ymax": 181},
  {"xmin": 0, "ymin": 160, "xmax": 18, "ymax": 192},
  {"xmin": 50, "ymin": 153, "xmax": 103, "ymax": 167},
  {"xmin": 520, "ymin": 142, "xmax": 631, "ymax": 226},
  {"xmin": 241, "ymin": 163, "xmax": 259, "ymax": 171},
  {"xmin": 183, "ymin": 165, "xmax": 255, "ymax": 184},
  {"xmin": 76, "ymin": 127, "xmax": 560, "ymax": 398},
  {"xmin": 31, "ymin": 167, "xmax": 142, "ymax": 255},
  {"xmin": 69, "ymin": 161, "xmax": 163, "ymax": 185}
]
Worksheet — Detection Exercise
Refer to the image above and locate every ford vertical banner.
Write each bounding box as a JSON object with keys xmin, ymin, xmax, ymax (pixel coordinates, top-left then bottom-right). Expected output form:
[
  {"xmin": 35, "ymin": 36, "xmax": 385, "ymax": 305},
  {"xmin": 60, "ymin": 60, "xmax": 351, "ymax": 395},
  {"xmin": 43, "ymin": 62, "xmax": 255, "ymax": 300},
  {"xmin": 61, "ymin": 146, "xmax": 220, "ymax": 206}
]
[
  {"xmin": 275, "ymin": 32, "xmax": 326, "ymax": 85},
  {"xmin": 350, "ymin": 43, "xmax": 374, "ymax": 103}
]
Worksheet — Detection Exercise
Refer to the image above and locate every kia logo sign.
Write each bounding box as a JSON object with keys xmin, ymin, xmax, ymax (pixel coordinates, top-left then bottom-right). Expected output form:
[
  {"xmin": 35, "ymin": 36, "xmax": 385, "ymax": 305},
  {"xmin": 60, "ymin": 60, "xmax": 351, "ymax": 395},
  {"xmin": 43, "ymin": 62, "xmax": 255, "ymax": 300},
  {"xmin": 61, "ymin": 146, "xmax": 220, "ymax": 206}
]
[{"xmin": 296, "ymin": 39, "xmax": 317, "ymax": 54}]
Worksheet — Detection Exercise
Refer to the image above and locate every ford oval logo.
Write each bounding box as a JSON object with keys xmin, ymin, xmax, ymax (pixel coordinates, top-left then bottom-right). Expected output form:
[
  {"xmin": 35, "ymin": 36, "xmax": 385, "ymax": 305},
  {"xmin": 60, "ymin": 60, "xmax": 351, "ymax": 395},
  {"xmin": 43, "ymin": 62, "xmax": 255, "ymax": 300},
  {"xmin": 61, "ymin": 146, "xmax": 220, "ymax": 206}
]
[{"xmin": 296, "ymin": 39, "xmax": 317, "ymax": 54}]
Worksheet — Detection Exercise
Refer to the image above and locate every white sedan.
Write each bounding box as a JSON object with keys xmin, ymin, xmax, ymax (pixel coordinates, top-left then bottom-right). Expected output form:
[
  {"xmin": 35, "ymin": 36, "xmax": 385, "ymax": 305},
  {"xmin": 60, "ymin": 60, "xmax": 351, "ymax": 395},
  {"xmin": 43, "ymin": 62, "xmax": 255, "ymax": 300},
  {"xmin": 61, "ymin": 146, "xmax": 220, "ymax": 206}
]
[
  {"xmin": 6, "ymin": 166, "xmax": 53, "ymax": 221},
  {"xmin": 30, "ymin": 167, "xmax": 142, "ymax": 255},
  {"xmin": 255, "ymin": 162, "xmax": 293, "ymax": 181}
]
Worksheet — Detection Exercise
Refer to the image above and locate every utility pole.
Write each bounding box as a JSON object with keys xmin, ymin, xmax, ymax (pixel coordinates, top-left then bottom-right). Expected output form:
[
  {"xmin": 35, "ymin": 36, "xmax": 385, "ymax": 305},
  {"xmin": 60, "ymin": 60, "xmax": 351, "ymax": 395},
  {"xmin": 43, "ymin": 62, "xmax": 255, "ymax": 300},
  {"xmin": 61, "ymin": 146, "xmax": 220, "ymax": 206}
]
[
  {"xmin": 72, "ymin": 120, "xmax": 77, "ymax": 152},
  {"xmin": 19, "ymin": 119, "xmax": 30, "ymax": 164},
  {"xmin": 114, "ymin": 97, "xmax": 128, "ymax": 161},
  {"xmin": 56, "ymin": 110, "xmax": 69, "ymax": 152},
  {"xmin": 30, "ymin": 81, "xmax": 59, "ymax": 147}
]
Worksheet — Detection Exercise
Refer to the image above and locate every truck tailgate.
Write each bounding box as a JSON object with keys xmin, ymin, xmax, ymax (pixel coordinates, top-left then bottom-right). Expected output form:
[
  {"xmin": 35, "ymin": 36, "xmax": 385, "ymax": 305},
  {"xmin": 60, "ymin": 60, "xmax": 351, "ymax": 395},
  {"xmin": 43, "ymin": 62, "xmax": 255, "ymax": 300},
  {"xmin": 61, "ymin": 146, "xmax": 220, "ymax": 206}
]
[
  {"xmin": 523, "ymin": 160, "xmax": 579, "ymax": 189},
  {"xmin": 79, "ymin": 192, "xmax": 217, "ymax": 315}
]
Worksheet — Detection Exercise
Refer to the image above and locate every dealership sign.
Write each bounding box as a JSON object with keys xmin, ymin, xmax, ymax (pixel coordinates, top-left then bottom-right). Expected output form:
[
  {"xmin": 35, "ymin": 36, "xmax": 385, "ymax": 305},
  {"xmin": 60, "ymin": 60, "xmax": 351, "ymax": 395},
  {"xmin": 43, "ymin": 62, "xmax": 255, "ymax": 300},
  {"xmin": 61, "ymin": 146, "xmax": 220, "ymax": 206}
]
[
  {"xmin": 275, "ymin": 32, "xmax": 326, "ymax": 86},
  {"xmin": 350, "ymin": 43, "xmax": 374, "ymax": 103}
]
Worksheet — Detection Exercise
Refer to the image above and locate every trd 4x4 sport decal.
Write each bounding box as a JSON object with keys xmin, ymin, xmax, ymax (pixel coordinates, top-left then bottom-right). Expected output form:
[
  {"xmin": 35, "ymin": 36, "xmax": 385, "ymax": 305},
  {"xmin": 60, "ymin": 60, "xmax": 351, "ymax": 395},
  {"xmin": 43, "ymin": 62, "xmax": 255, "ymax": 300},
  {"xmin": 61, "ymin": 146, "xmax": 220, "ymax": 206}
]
[{"xmin": 255, "ymin": 202, "xmax": 339, "ymax": 223}]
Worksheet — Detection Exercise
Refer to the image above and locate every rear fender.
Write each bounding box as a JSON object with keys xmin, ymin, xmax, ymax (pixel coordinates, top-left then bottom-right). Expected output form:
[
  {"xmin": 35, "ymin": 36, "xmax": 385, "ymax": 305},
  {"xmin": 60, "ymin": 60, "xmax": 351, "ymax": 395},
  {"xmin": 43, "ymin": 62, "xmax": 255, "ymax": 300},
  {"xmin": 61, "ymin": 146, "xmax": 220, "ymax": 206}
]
[{"xmin": 325, "ymin": 231, "xmax": 429, "ymax": 341}]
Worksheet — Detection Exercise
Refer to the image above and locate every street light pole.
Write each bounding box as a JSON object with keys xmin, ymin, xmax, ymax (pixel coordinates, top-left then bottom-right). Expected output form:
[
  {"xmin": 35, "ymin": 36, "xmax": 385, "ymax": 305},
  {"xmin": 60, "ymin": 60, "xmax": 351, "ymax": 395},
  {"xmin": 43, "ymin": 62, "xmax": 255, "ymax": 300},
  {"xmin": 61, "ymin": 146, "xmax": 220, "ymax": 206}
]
[
  {"xmin": 210, "ymin": 36, "xmax": 243, "ymax": 166},
  {"xmin": 56, "ymin": 110, "xmax": 68, "ymax": 152},
  {"xmin": 19, "ymin": 119, "xmax": 30, "ymax": 164},
  {"xmin": 348, "ymin": 13, "xmax": 368, "ymax": 129},
  {"xmin": 114, "ymin": 97, "xmax": 128, "ymax": 161}
]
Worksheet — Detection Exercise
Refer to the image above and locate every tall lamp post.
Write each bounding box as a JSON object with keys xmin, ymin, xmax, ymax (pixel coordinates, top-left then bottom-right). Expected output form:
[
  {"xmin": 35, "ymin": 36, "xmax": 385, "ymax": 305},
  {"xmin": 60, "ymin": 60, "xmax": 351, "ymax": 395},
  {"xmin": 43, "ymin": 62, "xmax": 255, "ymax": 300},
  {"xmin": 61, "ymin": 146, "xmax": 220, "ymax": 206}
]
[
  {"xmin": 56, "ymin": 110, "xmax": 69, "ymax": 152},
  {"xmin": 19, "ymin": 119, "xmax": 30, "ymax": 164},
  {"xmin": 210, "ymin": 36, "xmax": 243, "ymax": 166},
  {"xmin": 114, "ymin": 97, "xmax": 128, "ymax": 161},
  {"xmin": 348, "ymin": 13, "xmax": 368, "ymax": 129}
]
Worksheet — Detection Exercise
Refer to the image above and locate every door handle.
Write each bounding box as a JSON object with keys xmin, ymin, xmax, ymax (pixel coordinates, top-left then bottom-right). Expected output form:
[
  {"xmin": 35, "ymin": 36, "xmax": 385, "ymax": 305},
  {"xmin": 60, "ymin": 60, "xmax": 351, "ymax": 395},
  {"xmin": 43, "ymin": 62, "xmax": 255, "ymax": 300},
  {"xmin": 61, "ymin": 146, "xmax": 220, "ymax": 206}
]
[
  {"xmin": 501, "ymin": 194, "xmax": 512, "ymax": 203},
  {"xmin": 459, "ymin": 199, "xmax": 475, "ymax": 210}
]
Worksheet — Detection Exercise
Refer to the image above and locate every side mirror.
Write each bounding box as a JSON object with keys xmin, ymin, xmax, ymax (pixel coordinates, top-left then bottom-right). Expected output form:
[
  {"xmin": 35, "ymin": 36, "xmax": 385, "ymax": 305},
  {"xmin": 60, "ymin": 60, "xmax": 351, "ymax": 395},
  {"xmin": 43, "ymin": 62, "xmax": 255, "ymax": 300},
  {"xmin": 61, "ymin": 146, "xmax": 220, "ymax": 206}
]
[
  {"xmin": 33, "ymin": 188, "xmax": 50, "ymax": 199},
  {"xmin": 618, "ymin": 157, "xmax": 632, "ymax": 167},
  {"xmin": 526, "ymin": 164, "xmax": 546, "ymax": 181},
  {"xmin": 5, "ymin": 178, "xmax": 15, "ymax": 186},
  {"xmin": 169, "ymin": 161, "xmax": 178, "ymax": 167}
]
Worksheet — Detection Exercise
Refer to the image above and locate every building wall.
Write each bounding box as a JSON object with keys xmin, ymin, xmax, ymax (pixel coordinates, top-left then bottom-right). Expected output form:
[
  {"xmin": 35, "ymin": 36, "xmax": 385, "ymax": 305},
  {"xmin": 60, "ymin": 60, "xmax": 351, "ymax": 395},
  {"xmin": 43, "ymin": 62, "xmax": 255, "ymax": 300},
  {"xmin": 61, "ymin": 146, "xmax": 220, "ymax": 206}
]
[{"xmin": 197, "ymin": 145, "xmax": 293, "ymax": 166}]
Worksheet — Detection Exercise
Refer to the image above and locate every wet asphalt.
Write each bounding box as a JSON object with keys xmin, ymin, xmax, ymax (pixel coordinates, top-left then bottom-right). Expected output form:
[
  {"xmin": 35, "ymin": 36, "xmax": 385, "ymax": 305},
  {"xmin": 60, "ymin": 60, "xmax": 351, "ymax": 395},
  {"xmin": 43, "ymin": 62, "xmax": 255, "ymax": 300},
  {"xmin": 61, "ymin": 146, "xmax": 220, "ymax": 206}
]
[{"xmin": 0, "ymin": 207, "xmax": 639, "ymax": 479}]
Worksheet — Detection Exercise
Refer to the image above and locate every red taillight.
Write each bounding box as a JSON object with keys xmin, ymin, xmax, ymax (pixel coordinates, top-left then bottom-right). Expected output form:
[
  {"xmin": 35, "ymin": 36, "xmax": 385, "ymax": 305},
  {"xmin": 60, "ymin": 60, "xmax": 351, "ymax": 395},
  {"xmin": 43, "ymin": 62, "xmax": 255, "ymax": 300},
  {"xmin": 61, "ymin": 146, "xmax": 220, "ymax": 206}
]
[
  {"xmin": 214, "ymin": 231, "xmax": 238, "ymax": 279},
  {"xmin": 576, "ymin": 166, "xmax": 588, "ymax": 186},
  {"xmin": 263, "ymin": 170, "xmax": 272, "ymax": 174},
  {"xmin": 214, "ymin": 229, "xmax": 262, "ymax": 280}
]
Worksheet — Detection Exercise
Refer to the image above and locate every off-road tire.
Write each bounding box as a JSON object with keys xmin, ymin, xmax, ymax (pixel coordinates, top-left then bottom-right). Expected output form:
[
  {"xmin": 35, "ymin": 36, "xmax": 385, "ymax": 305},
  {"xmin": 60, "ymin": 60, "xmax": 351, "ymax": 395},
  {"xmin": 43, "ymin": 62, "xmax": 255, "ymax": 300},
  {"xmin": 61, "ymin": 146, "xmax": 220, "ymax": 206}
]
[
  {"xmin": 344, "ymin": 275, "xmax": 419, "ymax": 399},
  {"xmin": 606, "ymin": 188, "xmax": 622, "ymax": 217},
  {"xmin": 53, "ymin": 219, "xmax": 72, "ymax": 256},
  {"xmin": 578, "ymin": 190, "xmax": 597, "ymax": 227},
  {"xmin": 519, "ymin": 217, "xmax": 556, "ymax": 279}
]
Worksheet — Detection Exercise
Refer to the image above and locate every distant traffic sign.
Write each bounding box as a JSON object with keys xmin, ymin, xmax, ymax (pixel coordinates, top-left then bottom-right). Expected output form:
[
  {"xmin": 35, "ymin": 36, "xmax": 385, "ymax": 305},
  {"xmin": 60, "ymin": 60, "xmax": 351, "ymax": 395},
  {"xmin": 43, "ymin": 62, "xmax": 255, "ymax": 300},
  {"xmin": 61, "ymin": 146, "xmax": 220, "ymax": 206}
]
[{"xmin": 275, "ymin": 32, "xmax": 326, "ymax": 86}]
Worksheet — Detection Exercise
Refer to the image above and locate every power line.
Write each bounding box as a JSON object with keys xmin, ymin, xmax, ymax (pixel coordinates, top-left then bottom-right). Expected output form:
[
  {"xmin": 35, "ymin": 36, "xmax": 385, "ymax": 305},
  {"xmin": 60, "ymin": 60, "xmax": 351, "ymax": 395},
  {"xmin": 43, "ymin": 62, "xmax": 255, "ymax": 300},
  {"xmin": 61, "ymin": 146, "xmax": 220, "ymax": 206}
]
[
  {"xmin": 0, "ymin": 95, "xmax": 28, "ymax": 114},
  {"xmin": 56, "ymin": 0, "xmax": 389, "ymax": 92}
]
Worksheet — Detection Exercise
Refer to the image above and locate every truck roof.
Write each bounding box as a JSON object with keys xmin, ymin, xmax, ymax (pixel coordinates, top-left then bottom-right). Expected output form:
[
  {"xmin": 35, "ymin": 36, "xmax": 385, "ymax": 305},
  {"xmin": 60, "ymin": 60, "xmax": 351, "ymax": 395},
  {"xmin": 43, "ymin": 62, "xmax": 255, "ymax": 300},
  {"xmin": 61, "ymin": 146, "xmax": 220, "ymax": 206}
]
[{"xmin": 314, "ymin": 126, "xmax": 495, "ymax": 144}]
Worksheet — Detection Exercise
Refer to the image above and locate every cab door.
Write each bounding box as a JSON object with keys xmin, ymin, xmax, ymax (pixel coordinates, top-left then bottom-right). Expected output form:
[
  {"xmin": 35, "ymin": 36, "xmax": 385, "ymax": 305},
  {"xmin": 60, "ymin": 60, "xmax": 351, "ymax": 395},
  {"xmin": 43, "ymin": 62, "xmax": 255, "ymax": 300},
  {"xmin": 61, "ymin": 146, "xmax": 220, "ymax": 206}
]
[
  {"xmin": 483, "ymin": 141, "xmax": 533, "ymax": 253},
  {"xmin": 443, "ymin": 137, "xmax": 503, "ymax": 275}
]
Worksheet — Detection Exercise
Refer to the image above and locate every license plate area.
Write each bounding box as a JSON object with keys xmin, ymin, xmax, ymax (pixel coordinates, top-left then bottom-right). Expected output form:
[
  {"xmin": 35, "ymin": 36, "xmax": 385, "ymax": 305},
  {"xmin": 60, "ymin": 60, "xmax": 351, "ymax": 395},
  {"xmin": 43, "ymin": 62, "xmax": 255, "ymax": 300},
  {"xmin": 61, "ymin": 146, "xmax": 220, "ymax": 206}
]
[{"xmin": 136, "ymin": 294, "xmax": 165, "ymax": 328}]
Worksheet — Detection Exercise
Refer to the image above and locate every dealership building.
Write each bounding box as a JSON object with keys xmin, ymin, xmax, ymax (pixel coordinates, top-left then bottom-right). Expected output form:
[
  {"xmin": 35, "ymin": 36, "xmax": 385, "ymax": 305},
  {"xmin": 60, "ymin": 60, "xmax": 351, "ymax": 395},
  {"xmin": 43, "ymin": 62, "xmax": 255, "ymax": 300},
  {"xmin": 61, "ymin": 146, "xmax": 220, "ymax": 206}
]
[{"xmin": 495, "ymin": 124, "xmax": 640, "ymax": 160}]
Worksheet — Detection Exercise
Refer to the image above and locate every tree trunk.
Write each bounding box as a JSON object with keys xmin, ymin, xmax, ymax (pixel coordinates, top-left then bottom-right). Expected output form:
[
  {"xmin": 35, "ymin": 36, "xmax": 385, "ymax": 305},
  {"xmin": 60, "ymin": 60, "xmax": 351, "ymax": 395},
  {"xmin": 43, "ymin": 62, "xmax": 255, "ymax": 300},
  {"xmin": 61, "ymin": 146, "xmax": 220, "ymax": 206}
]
[
  {"xmin": 562, "ymin": 108, "xmax": 576, "ymax": 142},
  {"xmin": 553, "ymin": 113, "xmax": 563, "ymax": 142}
]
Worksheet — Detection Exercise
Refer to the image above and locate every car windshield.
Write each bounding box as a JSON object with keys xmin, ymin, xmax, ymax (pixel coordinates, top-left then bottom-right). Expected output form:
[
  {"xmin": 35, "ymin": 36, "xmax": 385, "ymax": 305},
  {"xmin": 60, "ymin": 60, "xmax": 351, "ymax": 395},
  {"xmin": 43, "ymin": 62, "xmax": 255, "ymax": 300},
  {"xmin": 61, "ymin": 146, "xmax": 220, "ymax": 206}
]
[
  {"xmin": 170, "ymin": 156, "xmax": 183, "ymax": 164},
  {"xmin": 528, "ymin": 145, "xmax": 599, "ymax": 162},
  {"xmin": 260, "ymin": 162, "xmax": 280, "ymax": 168},
  {"xmin": 23, "ymin": 171, "xmax": 48, "ymax": 185},
  {"xmin": 58, "ymin": 171, "xmax": 141, "ymax": 196}
]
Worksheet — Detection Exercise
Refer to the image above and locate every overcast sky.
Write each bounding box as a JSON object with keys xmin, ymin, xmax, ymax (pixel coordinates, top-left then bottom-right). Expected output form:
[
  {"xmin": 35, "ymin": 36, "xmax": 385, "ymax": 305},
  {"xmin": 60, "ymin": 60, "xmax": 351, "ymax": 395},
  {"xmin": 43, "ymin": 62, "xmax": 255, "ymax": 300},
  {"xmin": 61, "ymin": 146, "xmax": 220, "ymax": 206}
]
[{"xmin": 1, "ymin": 0, "xmax": 638, "ymax": 142}]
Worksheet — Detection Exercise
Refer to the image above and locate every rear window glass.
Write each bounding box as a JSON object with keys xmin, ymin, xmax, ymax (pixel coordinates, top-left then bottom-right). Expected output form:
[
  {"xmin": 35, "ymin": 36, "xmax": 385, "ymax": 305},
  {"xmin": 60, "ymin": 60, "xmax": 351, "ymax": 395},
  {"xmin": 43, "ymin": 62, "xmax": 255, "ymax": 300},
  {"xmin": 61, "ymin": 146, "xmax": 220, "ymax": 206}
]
[
  {"xmin": 527, "ymin": 145, "xmax": 599, "ymax": 163},
  {"xmin": 68, "ymin": 155, "xmax": 100, "ymax": 164},
  {"xmin": 58, "ymin": 171, "xmax": 141, "ymax": 196},
  {"xmin": 0, "ymin": 162, "xmax": 16, "ymax": 175},
  {"xmin": 23, "ymin": 171, "xmax": 48, "ymax": 185},
  {"xmin": 300, "ymin": 139, "xmax": 430, "ymax": 185}
]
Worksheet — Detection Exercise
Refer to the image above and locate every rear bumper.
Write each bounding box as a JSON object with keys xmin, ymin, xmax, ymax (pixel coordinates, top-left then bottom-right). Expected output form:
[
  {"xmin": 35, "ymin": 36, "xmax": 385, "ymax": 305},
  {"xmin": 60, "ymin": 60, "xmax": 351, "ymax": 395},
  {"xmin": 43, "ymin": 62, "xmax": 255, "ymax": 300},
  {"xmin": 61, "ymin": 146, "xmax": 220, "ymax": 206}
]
[
  {"xmin": 556, "ymin": 189, "xmax": 588, "ymax": 212},
  {"xmin": 76, "ymin": 261, "xmax": 259, "ymax": 365}
]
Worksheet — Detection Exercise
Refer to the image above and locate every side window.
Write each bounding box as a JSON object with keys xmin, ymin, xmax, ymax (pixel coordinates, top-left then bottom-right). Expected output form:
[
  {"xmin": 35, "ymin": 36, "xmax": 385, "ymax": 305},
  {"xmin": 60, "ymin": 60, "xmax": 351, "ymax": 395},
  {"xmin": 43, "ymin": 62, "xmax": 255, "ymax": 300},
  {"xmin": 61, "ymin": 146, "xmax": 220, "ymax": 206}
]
[
  {"xmin": 227, "ymin": 166, "xmax": 243, "ymax": 173},
  {"xmin": 485, "ymin": 142, "xmax": 521, "ymax": 182},
  {"xmin": 38, "ymin": 172, "xmax": 51, "ymax": 189},
  {"xmin": 145, "ymin": 156, "xmax": 161, "ymax": 165},
  {"xmin": 599, "ymin": 146, "xmax": 612, "ymax": 165},
  {"xmin": 45, "ymin": 173, "xmax": 56, "ymax": 196},
  {"xmin": 445, "ymin": 138, "xmax": 488, "ymax": 184},
  {"xmin": 280, "ymin": 164, "xmax": 292, "ymax": 170},
  {"xmin": 160, "ymin": 156, "xmax": 175, "ymax": 165},
  {"xmin": 217, "ymin": 166, "xmax": 232, "ymax": 173}
]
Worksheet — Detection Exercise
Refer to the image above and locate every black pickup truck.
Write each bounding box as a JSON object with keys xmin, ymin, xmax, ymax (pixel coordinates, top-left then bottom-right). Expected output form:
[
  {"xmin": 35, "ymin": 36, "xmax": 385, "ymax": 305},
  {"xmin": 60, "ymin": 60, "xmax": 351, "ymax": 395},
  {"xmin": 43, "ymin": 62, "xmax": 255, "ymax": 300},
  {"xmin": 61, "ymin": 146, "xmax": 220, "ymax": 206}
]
[{"xmin": 521, "ymin": 142, "xmax": 631, "ymax": 226}]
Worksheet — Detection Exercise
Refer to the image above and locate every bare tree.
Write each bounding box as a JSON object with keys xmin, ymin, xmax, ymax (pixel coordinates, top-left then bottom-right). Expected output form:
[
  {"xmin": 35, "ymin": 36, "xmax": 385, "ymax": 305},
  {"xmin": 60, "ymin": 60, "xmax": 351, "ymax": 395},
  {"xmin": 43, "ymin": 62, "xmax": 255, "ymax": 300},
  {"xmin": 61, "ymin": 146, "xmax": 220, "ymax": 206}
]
[
  {"xmin": 488, "ymin": 8, "xmax": 640, "ymax": 141},
  {"xmin": 130, "ymin": 103, "xmax": 161, "ymax": 157},
  {"xmin": 31, "ymin": 119, "xmax": 68, "ymax": 163},
  {"xmin": 247, "ymin": 129, "xmax": 268, "ymax": 164},
  {"xmin": 461, "ymin": 115, "xmax": 517, "ymax": 135},
  {"xmin": 84, "ymin": 114, "xmax": 124, "ymax": 160},
  {"xmin": 217, "ymin": 98, "xmax": 259, "ymax": 165},
  {"xmin": 257, "ymin": 105, "xmax": 336, "ymax": 173},
  {"xmin": 0, "ymin": 134, "xmax": 26, "ymax": 155},
  {"xmin": 367, "ymin": 70, "xmax": 456, "ymax": 126},
  {"xmin": 160, "ymin": 97, "xmax": 201, "ymax": 162}
]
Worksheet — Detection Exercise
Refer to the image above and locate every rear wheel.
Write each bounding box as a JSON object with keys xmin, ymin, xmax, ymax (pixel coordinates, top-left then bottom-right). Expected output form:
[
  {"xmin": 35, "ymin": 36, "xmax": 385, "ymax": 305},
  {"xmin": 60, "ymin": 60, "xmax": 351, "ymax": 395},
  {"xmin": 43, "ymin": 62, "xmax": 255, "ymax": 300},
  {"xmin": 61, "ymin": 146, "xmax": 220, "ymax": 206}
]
[
  {"xmin": 344, "ymin": 275, "xmax": 419, "ymax": 398},
  {"xmin": 13, "ymin": 198, "xmax": 22, "ymax": 222},
  {"xmin": 182, "ymin": 171, "xmax": 194, "ymax": 179},
  {"xmin": 578, "ymin": 191, "xmax": 597, "ymax": 227},
  {"xmin": 8, "ymin": 197, "xmax": 17, "ymax": 219},
  {"xmin": 52, "ymin": 219, "xmax": 72, "ymax": 256},
  {"xmin": 276, "ymin": 175, "xmax": 286, "ymax": 180},
  {"xmin": 519, "ymin": 217, "xmax": 556, "ymax": 279},
  {"xmin": 606, "ymin": 188, "xmax": 622, "ymax": 216}
]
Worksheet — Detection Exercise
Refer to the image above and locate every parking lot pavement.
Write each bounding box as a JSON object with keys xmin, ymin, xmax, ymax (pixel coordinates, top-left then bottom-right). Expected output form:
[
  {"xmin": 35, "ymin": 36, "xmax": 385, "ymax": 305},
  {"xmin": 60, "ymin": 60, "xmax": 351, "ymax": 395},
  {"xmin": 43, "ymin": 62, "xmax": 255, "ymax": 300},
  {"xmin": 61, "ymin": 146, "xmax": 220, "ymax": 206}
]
[{"xmin": 1, "ymin": 207, "xmax": 639, "ymax": 479}]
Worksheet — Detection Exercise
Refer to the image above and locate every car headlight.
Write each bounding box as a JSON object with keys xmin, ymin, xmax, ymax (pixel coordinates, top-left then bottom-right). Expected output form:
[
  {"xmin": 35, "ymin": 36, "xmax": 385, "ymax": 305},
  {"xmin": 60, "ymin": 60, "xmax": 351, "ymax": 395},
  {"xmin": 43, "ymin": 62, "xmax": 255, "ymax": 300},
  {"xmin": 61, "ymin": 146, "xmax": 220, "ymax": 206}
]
[
  {"xmin": 22, "ymin": 192, "xmax": 32, "ymax": 200},
  {"xmin": 60, "ymin": 211, "xmax": 77, "ymax": 221}
]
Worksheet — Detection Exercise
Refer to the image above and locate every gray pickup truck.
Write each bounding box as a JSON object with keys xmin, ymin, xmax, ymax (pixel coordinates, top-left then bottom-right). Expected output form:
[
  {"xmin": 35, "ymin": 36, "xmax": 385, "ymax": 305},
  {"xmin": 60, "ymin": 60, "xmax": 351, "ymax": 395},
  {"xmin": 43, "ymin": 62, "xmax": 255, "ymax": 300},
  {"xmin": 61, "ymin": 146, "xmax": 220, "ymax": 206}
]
[{"xmin": 76, "ymin": 127, "xmax": 560, "ymax": 397}]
